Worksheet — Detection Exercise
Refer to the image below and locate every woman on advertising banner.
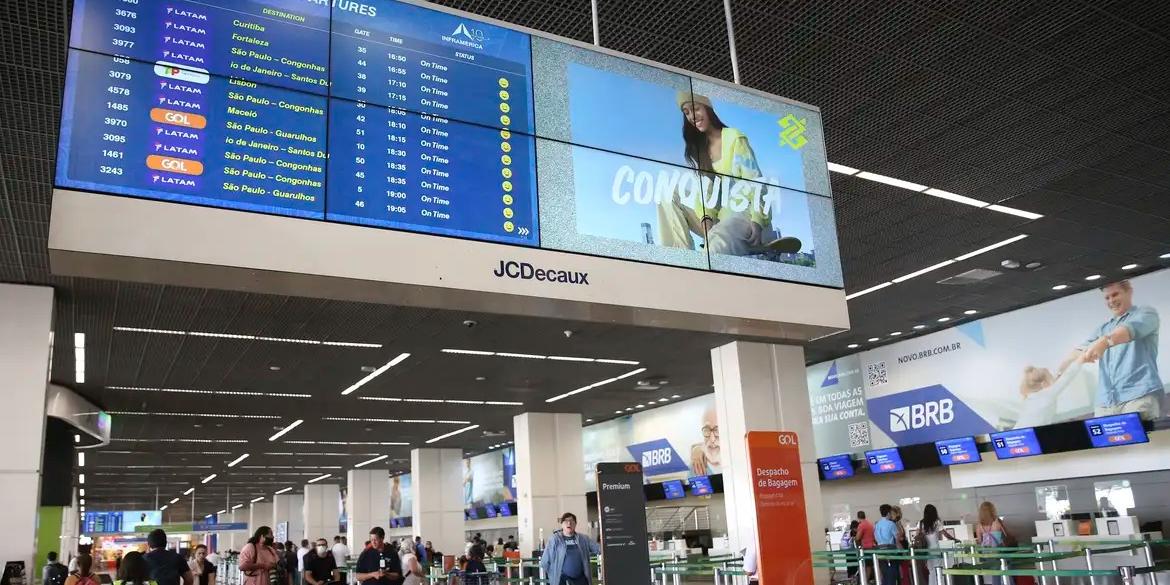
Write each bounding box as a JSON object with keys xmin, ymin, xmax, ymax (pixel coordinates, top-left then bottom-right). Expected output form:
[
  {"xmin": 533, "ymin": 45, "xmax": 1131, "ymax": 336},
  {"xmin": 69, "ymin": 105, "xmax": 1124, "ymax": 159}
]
[{"xmin": 658, "ymin": 93, "xmax": 801, "ymax": 256}]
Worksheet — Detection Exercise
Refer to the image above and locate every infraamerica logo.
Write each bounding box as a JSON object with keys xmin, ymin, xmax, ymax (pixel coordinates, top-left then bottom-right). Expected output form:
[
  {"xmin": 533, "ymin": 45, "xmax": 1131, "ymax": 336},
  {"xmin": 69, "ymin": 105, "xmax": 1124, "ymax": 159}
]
[
  {"xmin": 443, "ymin": 23, "xmax": 486, "ymax": 49},
  {"xmin": 778, "ymin": 114, "xmax": 808, "ymax": 150},
  {"xmin": 821, "ymin": 361, "xmax": 839, "ymax": 387}
]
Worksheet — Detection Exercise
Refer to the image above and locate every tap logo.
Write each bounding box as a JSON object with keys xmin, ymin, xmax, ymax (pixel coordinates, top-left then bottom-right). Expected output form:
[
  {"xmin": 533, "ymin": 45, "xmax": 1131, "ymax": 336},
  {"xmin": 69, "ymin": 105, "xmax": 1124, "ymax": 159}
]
[{"xmin": 778, "ymin": 114, "xmax": 808, "ymax": 150}]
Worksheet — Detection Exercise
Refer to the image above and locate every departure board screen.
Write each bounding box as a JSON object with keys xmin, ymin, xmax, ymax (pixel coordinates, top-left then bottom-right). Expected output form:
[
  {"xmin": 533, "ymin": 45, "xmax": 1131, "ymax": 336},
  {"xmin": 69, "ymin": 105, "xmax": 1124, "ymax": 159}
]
[{"xmin": 58, "ymin": 0, "xmax": 539, "ymax": 244}]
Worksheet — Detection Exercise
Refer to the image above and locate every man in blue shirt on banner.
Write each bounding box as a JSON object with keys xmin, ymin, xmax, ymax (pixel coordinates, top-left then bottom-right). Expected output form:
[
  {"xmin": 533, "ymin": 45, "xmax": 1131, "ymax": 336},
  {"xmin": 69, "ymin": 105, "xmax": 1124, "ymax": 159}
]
[{"xmin": 1060, "ymin": 280, "xmax": 1163, "ymax": 419}]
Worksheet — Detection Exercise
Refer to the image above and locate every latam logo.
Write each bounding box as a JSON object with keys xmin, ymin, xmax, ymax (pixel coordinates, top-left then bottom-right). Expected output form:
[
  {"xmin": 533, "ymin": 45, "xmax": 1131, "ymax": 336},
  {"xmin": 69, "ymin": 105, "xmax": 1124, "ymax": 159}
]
[
  {"xmin": 493, "ymin": 261, "xmax": 589, "ymax": 285},
  {"xmin": 626, "ymin": 439, "xmax": 688, "ymax": 476},
  {"xmin": 867, "ymin": 384, "xmax": 993, "ymax": 445}
]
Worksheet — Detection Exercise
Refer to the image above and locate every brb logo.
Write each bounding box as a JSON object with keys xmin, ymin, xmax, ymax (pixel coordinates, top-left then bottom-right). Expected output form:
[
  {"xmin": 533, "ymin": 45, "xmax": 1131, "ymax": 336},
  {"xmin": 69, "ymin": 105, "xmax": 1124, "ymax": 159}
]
[
  {"xmin": 626, "ymin": 439, "xmax": 688, "ymax": 476},
  {"xmin": 868, "ymin": 384, "xmax": 993, "ymax": 445},
  {"xmin": 888, "ymin": 399, "xmax": 954, "ymax": 432}
]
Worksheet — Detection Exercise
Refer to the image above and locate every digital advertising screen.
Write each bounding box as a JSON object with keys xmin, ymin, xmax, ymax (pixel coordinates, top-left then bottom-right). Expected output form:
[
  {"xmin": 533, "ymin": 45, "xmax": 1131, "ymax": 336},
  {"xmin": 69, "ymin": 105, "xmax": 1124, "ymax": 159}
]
[
  {"xmin": 56, "ymin": 0, "xmax": 839, "ymax": 287},
  {"xmin": 991, "ymin": 428, "xmax": 1043, "ymax": 460},
  {"xmin": 935, "ymin": 436, "xmax": 982, "ymax": 466},
  {"xmin": 662, "ymin": 479, "xmax": 686, "ymax": 500},
  {"xmin": 465, "ymin": 508, "xmax": 478, "ymax": 520},
  {"xmin": 483, "ymin": 503, "xmax": 498, "ymax": 518},
  {"xmin": 817, "ymin": 454, "xmax": 855, "ymax": 479},
  {"xmin": 1085, "ymin": 413, "xmax": 1149, "ymax": 449},
  {"xmin": 498, "ymin": 502, "xmax": 513, "ymax": 517},
  {"xmin": 864, "ymin": 448, "xmax": 904, "ymax": 474},
  {"xmin": 688, "ymin": 475, "xmax": 714, "ymax": 496}
]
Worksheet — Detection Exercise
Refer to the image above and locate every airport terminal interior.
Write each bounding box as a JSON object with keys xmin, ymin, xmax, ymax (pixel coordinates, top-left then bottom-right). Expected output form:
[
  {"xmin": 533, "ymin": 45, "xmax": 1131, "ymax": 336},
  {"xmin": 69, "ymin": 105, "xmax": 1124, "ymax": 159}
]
[{"xmin": 3, "ymin": 1, "xmax": 1170, "ymax": 585}]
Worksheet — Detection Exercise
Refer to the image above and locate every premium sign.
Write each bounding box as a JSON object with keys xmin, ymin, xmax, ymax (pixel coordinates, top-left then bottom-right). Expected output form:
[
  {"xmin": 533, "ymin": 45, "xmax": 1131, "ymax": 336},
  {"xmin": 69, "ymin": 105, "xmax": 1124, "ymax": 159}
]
[{"xmin": 595, "ymin": 462, "xmax": 650, "ymax": 585}]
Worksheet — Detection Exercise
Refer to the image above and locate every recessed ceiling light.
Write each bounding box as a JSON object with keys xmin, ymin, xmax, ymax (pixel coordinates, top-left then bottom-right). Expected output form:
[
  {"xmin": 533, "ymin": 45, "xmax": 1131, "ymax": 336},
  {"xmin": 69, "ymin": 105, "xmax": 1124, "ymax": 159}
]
[
  {"xmin": 585, "ymin": 419, "xmax": 593, "ymax": 423},
  {"xmin": 1122, "ymin": 264, "xmax": 1138, "ymax": 270},
  {"xmin": 307, "ymin": 473, "xmax": 332, "ymax": 484},
  {"xmin": 635, "ymin": 404, "xmax": 645, "ymax": 409},
  {"xmin": 625, "ymin": 408, "xmax": 633, "ymax": 412},
  {"xmin": 475, "ymin": 376, "xmax": 486, "ymax": 381},
  {"xmin": 1161, "ymin": 252, "xmax": 1170, "ymax": 259},
  {"xmin": 250, "ymin": 496, "xmax": 264, "ymax": 503},
  {"xmin": 545, "ymin": 367, "xmax": 647, "ymax": 403},
  {"xmin": 614, "ymin": 410, "xmax": 622, "ymax": 414},
  {"xmin": 847, "ymin": 344, "xmax": 859, "ymax": 349},
  {"xmin": 227, "ymin": 453, "xmax": 250, "ymax": 467},
  {"xmin": 670, "ymin": 395, "xmax": 680, "ymax": 399},
  {"xmin": 341, "ymin": 353, "xmax": 411, "ymax": 396},
  {"xmin": 658, "ymin": 398, "xmax": 668, "ymax": 403},
  {"xmin": 274, "ymin": 487, "xmax": 293, "ymax": 495},
  {"xmin": 826, "ymin": 162, "xmax": 860, "ymax": 175},
  {"xmin": 1085, "ymin": 274, "xmax": 1102, "ymax": 281},
  {"xmin": 269, "ymin": 366, "xmax": 281, "ymax": 371},
  {"xmin": 231, "ymin": 504, "xmax": 244, "ymax": 510},
  {"xmin": 855, "ymin": 171, "xmax": 927, "ymax": 192},
  {"xmin": 1052, "ymin": 284, "xmax": 1068, "ymax": 291},
  {"xmin": 963, "ymin": 310, "xmax": 978, "ymax": 315},
  {"xmin": 424, "ymin": 424, "xmax": 480, "ymax": 445},
  {"xmin": 937, "ymin": 317, "xmax": 951, "ymax": 323},
  {"xmin": 867, "ymin": 337, "xmax": 880, "ymax": 342},
  {"xmin": 912, "ymin": 325, "xmax": 926, "ymax": 330},
  {"xmin": 183, "ymin": 488, "xmax": 194, "ymax": 496},
  {"xmin": 354, "ymin": 454, "xmax": 389, "ymax": 468},
  {"xmin": 890, "ymin": 332, "xmax": 902, "ymax": 336},
  {"xmin": 160, "ymin": 505, "xmax": 168, "ymax": 511},
  {"xmin": 168, "ymin": 498, "xmax": 179, "ymax": 504},
  {"xmin": 201, "ymin": 473, "xmax": 217, "ymax": 484},
  {"xmin": 268, "ymin": 419, "xmax": 304, "ymax": 442},
  {"xmin": 217, "ymin": 509, "xmax": 227, "ymax": 515}
]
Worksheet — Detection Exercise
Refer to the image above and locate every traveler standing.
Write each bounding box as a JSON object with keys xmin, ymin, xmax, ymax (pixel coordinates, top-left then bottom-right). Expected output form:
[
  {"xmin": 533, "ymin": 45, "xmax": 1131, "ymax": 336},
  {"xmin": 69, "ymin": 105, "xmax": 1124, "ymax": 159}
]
[
  {"xmin": 975, "ymin": 502, "xmax": 1009, "ymax": 547},
  {"xmin": 856, "ymin": 511, "xmax": 876, "ymax": 550},
  {"xmin": 331, "ymin": 537, "xmax": 350, "ymax": 583},
  {"xmin": 188, "ymin": 545, "xmax": 217, "ymax": 585},
  {"xmin": 423, "ymin": 543, "xmax": 436, "ymax": 567},
  {"xmin": 842, "ymin": 521, "xmax": 859, "ymax": 581},
  {"xmin": 412, "ymin": 537, "xmax": 427, "ymax": 567},
  {"xmin": 304, "ymin": 539, "xmax": 339, "ymax": 585},
  {"xmin": 145, "ymin": 529, "xmax": 194, "ymax": 585},
  {"xmin": 892, "ymin": 506, "xmax": 910, "ymax": 585},
  {"xmin": 874, "ymin": 505, "xmax": 899, "ymax": 585},
  {"xmin": 44, "ymin": 552, "xmax": 68, "ymax": 585},
  {"xmin": 297, "ymin": 540, "xmax": 312, "ymax": 585},
  {"xmin": 355, "ymin": 527, "xmax": 402, "ymax": 585},
  {"xmin": 539, "ymin": 513, "xmax": 600, "ymax": 585},
  {"xmin": 917, "ymin": 505, "xmax": 956, "ymax": 585},
  {"xmin": 63, "ymin": 554, "xmax": 99, "ymax": 585},
  {"xmin": 239, "ymin": 526, "xmax": 280, "ymax": 585},
  {"xmin": 117, "ymin": 551, "xmax": 152, "ymax": 585},
  {"xmin": 399, "ymin": 554, "xmax": 423, "ymax": 585},
  {"xmin": 282, "ymin": 542, "xmax": 298, "ymax": 585}
]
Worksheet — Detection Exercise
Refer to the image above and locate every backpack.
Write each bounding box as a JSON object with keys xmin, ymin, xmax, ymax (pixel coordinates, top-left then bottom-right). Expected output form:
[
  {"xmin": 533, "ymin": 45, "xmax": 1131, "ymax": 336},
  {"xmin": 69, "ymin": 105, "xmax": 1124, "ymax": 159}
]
[
  {"xmin": 75, "ymin": 574, "xmax": 100, "ymax": 585},
  {"xmin": 46, "ymin": 563, "xmax": 68, "ymax": 585}
]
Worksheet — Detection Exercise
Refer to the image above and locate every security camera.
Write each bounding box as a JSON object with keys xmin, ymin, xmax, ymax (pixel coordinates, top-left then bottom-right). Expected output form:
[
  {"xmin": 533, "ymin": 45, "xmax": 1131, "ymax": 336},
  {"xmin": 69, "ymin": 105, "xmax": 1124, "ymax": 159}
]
[
  {"xmin": 462, "ymin": 320, "xmax": 478, "ymax": 328},
  {"xmin": 563, "ymin": 330, "xmax": 573, "ymax": 338}
]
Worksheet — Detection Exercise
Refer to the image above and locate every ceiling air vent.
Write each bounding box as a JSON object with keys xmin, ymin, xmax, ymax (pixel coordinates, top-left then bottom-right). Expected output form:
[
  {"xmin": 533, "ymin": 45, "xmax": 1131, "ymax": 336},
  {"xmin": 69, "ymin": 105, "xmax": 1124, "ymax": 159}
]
[{"xmin": 936, "ymin": 268, "xmax": 1001, "ymax": 285}]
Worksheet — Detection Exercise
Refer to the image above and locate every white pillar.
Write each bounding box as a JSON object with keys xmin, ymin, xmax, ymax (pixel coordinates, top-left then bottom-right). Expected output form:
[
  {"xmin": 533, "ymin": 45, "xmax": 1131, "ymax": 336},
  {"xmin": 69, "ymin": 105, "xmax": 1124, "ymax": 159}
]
[
  {"xmin": 513, "ymin": 413, "xmax": 586, "ymax": 554},
  {"xmin": 0, "ymin": 285, "xmax": 54, "ymax": 571},
  {"xmin": 304, "ymin": 483, "xmax": 341, "ymax": 543},
  {"xmin": 250, "ymin": 502, "xmax": 273, "ymax": 535},
  {"xmin": 347, "ymin": 469, "xmax": 389, "ymax": 545},
  {"xmin": 222, "ymin": 509, "xmax": 245, "ymax": 551},
  {"xmin": 411, "ymin": 448, "xmax": 464, "ymax": 557},
  {"xmin": 711, "ymin": 342, "xmax": 824, "ymax": 576},
  {"xmin": 273, "ymin": 493, "xmax": 306, "ymax": 542}
]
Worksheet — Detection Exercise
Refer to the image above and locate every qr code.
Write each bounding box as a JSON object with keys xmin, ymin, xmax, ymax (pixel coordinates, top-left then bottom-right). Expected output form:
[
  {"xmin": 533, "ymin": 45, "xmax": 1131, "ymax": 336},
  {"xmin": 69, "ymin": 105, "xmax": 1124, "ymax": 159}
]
[
  {"xmin": 866, "ymin": 361, "xmax": 888, "ymax": 387},
  {"xmin": 848, "ymin": 422, "xmax": 871, "ymax": 448}
]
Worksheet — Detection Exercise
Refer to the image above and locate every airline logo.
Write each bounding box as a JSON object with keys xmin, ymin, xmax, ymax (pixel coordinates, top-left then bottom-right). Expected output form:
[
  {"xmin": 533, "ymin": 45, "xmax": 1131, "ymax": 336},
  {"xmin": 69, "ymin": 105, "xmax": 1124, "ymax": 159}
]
[
  {"xmin": 867, "ymin": 384, "xmax": 993, "ymax": 444},
  {"xmin": 153, "ymin": 61, "xmax": 209, "ymax": 84}
]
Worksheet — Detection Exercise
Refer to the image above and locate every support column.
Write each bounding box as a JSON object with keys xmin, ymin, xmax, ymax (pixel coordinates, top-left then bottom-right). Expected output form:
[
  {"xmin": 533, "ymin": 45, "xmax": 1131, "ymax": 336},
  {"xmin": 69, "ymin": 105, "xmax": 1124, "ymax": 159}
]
[
  {"xmin": 250, "ymin": 501, "xmax": 273, "ymax": 534},
  {"xmin": 223, "ymin": 509, "xmax": 244, "ymax": 551},
  {"xmin": 514, "ymin": 413, "xmax": 586, "ymax": 555},
  {"xmin": 304, "ymin": 483, "xmax": 341, "ymax": 543},
  {"xmin": 273, "ymin": 493, "xmax": 306, "ymax": 542},
  {"xmin": 711, "ymin": 342, "xmax": 824, "ymax": 571},
  {"xmin": 0, "ymin": 285, "xmax": 54, "ymax": 571},
  {"xmin": 347, "ymin": 469, "xmax": 389, "ymax": 546},
  {"xmin": 411, "ymin": 449, "xmax": 463, "ymax": 557}
]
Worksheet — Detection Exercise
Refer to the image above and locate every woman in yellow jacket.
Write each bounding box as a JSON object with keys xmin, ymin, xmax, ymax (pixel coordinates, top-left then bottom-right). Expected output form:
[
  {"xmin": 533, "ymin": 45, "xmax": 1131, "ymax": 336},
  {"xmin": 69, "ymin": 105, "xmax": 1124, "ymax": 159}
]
[{"xmin": 658, "ymin": 92, "xmax": 800, "ymax": 256}]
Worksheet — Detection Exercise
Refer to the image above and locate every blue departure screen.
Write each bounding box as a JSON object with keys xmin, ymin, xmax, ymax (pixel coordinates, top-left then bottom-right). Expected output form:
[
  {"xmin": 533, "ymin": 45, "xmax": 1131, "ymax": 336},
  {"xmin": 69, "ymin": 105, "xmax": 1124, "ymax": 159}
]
[
  {"xmin": 57, "ymin": 0, "xmax": 539, "ymax": 245},
  {"xmin": 498, "ymin": 503, "xmax": 513, "ymax": 517},
  {"xmin": 688, "ymin": 476, "xmax": 713, "ymax": 495},
  {"xmin": 990, "ymin": 428, "xmax": 1042, "ymax": 459},
  {"xmin": 662, "ymin": 480, "xmax": 686, "ymax": 500},
  {"xmin": 818, "ymin": 454, "xmax": 854, "ymax": 479},
  {"xmin": 865, "ymin": 448, "xmax": 904, "ymax": 474},
  {"xmin": 935, "ymin": 436, "xmax": 982, "ymax": 466},
  {"xmin": 483, "ymin": 503, "xmax": 498, "ymax": 517},
  {"xmin": 1085, "ymin": 413, "xmax": 1149, "ymax": 448}
]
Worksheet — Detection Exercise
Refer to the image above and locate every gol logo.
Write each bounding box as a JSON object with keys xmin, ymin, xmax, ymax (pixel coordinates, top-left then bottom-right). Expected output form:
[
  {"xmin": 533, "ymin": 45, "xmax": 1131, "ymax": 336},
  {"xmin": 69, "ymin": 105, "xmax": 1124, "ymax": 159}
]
[
  {"xmin": 777, "ymin": 433, "xmax": 798, "ymax": 446},
  {"xmin": 623, "ymin": 463, "xmax": 641, "ymax": 474}
]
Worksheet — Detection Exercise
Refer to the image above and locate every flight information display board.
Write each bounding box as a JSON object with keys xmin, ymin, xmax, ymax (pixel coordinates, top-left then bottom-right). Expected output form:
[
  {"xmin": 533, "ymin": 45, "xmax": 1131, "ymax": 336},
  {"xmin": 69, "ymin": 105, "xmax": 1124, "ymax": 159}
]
[
  {"xmin": 990, "ymin": 428, "xmax": 1042, "ymax": 460},
  {"xmin": 864, "ymin": 448, "xmax": 904, "ymax": 474},
  {"xmin": 935, "ymin": 436, "xmax": 981, "ymax": 466},
  {"xmin": 1085, "ymin": 413, "xmax": 1149, "ymax": 449},
  {"xmin": 662, "ymin": 480, "xmax": 686, "ymax": 500},
  {"xmin": 688, "ymin": 476, "xmax": 714, "ymax": 495},
  {"xmin": 817, "ymin": 454, "xmax": 854, "ymax": 480},
  {"xmin": 56, "ymin": 0, "xmax": 838, "ymax": 284}
]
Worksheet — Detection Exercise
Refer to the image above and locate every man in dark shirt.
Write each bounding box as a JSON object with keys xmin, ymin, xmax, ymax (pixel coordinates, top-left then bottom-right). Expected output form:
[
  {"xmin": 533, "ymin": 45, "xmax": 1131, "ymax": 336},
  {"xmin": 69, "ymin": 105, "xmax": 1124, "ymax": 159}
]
[
  {"xmin": 144, "ymin": 529, "xmax": 195, "ymax": 585},
  {"xmin": 305, "ymin": 539, "xmax": 339, "ymax": 585},
  {"xmin": 355, "ymin": 527, "xmax": 402, "ymax": 585}
]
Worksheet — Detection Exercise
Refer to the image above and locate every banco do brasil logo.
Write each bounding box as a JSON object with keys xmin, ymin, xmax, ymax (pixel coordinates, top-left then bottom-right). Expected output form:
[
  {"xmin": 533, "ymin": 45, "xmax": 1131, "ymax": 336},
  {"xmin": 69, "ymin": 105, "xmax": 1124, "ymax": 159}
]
[{"xmin": 778, "ymin": 114, "xmax": 808, "ymax": 150}]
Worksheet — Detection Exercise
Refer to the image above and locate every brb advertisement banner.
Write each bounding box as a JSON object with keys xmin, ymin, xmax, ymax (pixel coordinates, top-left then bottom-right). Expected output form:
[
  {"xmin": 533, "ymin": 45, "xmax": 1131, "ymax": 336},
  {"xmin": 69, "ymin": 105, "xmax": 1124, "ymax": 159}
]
[
  {"xmin": 747, "ymin": 431, "xmax": 813, "ymax": 585},
  {"xmin": 583, "ymin": 394, "xmax": 721, "ymax": 490},
  {"xmin": 808, "ymin": 269, "xmax": 1169, "ymax": 455},
  {"xmin": 806, "ymin": 354, "xmax": 871, "ymax": 455}
]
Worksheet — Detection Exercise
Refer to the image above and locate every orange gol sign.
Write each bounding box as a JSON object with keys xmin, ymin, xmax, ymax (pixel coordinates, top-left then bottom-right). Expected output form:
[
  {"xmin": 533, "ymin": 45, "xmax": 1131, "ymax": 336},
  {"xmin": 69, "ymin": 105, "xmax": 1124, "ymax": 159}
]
[
  {"xmin": 149, "ymin": 108, "xmax": 207, "ymax": 129},
  {"xmin": 146, "ymin": 155, "xmax": 204, "ymax": 176}
]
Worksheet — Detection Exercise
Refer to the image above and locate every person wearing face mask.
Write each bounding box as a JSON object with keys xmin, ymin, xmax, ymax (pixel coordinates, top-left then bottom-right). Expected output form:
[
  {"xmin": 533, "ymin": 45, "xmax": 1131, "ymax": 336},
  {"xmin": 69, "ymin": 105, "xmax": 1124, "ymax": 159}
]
[
  {"xmin": 539, "ymin": 513, "xmax": 600, "ymax": 585},
  {"xmin": 240, "ymin": 526, "xmax": 280, "ymax": 585},
  {"xmin": 188, "ymin": 545, "xmax": 216, "ymax": 585},
  {"xmin": 304, "ymin": 539, "xmax": 339, "ymax": 585}
]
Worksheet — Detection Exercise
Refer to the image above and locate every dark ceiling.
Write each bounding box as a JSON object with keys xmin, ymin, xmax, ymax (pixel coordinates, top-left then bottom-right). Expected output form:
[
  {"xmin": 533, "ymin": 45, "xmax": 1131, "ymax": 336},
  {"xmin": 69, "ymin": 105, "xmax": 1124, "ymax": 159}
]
[{"xmin": 3, "ymin": 0, "xmax": 1170, "ymax": 517}]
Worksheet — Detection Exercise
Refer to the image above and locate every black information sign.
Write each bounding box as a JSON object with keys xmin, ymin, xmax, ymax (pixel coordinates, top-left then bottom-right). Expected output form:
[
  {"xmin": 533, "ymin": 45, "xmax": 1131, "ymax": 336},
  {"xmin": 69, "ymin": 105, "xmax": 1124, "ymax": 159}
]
[{"xmin": 595, "ymin": 462, "xmax": 650, "ymax": 585}]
